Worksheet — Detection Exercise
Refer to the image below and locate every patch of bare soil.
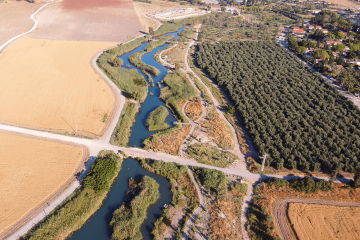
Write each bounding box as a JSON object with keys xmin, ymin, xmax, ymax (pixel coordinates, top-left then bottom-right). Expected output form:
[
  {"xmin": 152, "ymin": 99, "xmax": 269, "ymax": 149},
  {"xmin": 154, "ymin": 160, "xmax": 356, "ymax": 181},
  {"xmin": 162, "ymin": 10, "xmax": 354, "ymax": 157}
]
[
  {"xmin": 32, "ymin": 0, "xmax": 145, "ymax": 42},
  {"xmin": 0, "ymin": 1, "xmax": 38, "ymax": 47},
  {"xmin": 288, "ymin": 203, "xmax": 360, "ymax": 240},
  {"xmin": 257, "ymin": 184, "xmax": 360, "ymax": 238},
  {"xmin": 185, "ymin": 97, "xmax": 203, "ymax": 122},
  {"xmin": 162, "ymin": 200, "xmax": 187, "ymax": 239},
  {"xmin": 144, "ymin": 125, "xmax": 192, "ymax": 155},
  {"xmin": 200, "ymin": 105, "xmax": 234, "ymax": 150},
  {"xmin": 323, "ymin": 0, "xmax": 360, "ymax": 8}
]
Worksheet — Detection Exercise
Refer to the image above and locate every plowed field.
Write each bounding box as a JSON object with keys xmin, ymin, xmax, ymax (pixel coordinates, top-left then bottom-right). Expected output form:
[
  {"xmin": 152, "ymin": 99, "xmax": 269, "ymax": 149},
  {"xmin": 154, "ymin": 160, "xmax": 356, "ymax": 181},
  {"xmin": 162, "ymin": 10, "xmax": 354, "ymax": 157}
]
[
  {"xmin": 0, "ymin": 132, "xmax": 84, "ymax": 235},
  {"xmin": 32, "ymin": 0, "xmax": 144, "ymax": 42},
  {"xmin": 288, "ymin": 203, "xmax": 360, "ymax": 240},
  {"xmin": 0, "ymin": 1, "xmax": 38, "ymax": 47},
  {"xmin": 0, "ymin": 36, "xmax": 115, "ymax": 135}
]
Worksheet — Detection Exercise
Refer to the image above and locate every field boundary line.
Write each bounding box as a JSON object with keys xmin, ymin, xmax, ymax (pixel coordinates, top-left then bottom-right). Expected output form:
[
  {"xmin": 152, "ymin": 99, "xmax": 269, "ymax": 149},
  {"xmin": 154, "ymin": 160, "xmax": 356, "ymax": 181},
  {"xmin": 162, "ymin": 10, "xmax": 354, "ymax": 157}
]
[
  {"xmin": 274, "ymin": 198, "xmax": 360, "ymax": 240},
  {"xmin": 0, "ymin": 0, "xmax": 60, "ymax": 53}
]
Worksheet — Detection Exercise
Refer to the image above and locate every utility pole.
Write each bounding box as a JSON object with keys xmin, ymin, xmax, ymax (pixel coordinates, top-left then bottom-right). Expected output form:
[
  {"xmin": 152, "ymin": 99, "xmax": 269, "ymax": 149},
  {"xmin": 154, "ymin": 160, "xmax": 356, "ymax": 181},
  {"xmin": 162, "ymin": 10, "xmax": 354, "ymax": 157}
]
[
  {"xmin": 260, "ymin": 153, "xmax": 268, "ymax": 172},
  {"xmin": 75, "ymin": 118, "xmax": 77, "ymax": 137}
]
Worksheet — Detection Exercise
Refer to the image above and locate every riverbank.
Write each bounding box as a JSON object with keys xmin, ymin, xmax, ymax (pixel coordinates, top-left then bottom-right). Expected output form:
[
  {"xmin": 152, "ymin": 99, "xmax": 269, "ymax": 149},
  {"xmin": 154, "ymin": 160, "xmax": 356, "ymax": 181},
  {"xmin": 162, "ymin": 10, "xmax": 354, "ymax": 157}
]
[{"xmin": 22, "ymin": 151, "xmax": 122, "ymax": 240}]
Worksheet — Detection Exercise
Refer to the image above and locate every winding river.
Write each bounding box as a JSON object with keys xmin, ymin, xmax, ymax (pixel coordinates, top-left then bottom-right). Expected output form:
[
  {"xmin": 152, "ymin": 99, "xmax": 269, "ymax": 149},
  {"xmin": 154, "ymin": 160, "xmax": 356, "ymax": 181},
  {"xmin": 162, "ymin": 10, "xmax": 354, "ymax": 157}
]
[
  {"xmin": 68, "ymin": 27, "xmax": 189, "ymax": 240},
  {"xmin": 120, "ymin": 25, "xmax": 187, "ymax": 147},
  {"xmin": 68, "ymin": 158, "xmax": 171, "ymax": 240}
]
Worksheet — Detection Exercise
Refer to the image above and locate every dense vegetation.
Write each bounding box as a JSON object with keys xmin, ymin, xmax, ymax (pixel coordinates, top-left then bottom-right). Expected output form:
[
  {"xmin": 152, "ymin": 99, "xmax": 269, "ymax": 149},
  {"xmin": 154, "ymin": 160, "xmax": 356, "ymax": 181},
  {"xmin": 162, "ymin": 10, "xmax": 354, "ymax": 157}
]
[
  {"xmin": 186, "ymin": 143, "xmax": 237, "ymax": 168},
  {"xmin": 196, "ymin": 41, "xmax": 360, "ymax": 173},
  {"xmin": 111, "ymin": 102, "xmax": 140, "ymax": 146},
  {"xmin": 144, "ymin": 35, "xmax": 174, "ymax": 52},
  {"xmin": 161, "ymin": 72, "xmax": 197, "ymax": 122},
  {"xmin": 139, "ymin": 159, "xmax": 200, "ymax": 239},
  {"xmin": 22, "ymin": 152, "xmax": 122, "ymax": 240},
  {"xmin": 198, "ymin": 12, "xmax": 293, "ymax": 42},
  {"xmin": 110, "ymin": 176, "xmax": 160, "ymax": 240},
  {"xmin": 97, "ymin": 37, "xmax": 149, "ymax": 102},
  {"xmin": 128, "ymin": 51, "xmax": 161, "ymax": 76},
  {"xmin": 247, "ymin": 177, "xmax": 333, "ymax": 240},
  {"xmin": 146, "ymin": 106, "xmax": 170, "ymax": 131}
]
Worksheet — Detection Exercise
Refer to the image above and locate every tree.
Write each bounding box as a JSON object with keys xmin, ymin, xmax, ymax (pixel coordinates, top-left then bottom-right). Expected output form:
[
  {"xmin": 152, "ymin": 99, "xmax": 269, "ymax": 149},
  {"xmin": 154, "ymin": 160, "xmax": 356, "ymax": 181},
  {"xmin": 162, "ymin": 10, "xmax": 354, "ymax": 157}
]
[
  {"xmin": 315, "ymin": 50, "xmax": 329, "ymax": 60},
  {"xmin": 352, "ymin": 168, "xmax": 360, "ymax": 188},
  {"xmin": 333, "ymin": 44, "xmax": 345, "ymax": 52},
  {"xmin": 310, "ymin": 5, "xmax": 315, "ymax": 10},
  {"xmin": 221, "ymin": 6, "xmax": 226, "ymax": 12},
  {"xmin": 327, "ymin": 32, "xmax": 335, "ymax": 40},
  {"xmin": 350, "ymin": 43, "xmax": 360, "ymax": 52},
  {"xmin": 175, "ymin": 63, "xmax": 180, "ymax": 70},
  {"xmin": 315, "ymin": 29, "xmax": 325, "ymax": 37},
  {"xmin": 131, "ymin": 89, "xmax": 141, "ymax": 101},
  {"xmin": 336, "ymin": 31, "xmax": 346, "ymax": 40},
  {"xmin": 296, "ymin": 46, "xmax": 306, "ymax": 54},
  {"xmin": 207, "ymin": 4, "xmax": 211, "ymax": 11},
  {"xmin": 227, "ymin": 105, "xmax": 235, "ymax": 114},
  {"xmin": 149, "ymin": 27, "xmax": 154, "ymax": 36},
  {"xmin": 112, "ymin": 57, "xmax": 122, "ymax": 67}
]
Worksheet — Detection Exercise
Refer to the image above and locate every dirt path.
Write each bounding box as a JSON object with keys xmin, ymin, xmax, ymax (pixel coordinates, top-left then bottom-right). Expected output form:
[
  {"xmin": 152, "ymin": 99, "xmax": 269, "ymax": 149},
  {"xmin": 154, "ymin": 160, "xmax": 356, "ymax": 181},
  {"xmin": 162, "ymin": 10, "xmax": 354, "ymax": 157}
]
[
  {"xmin": 0, "ymin": 0, "xmax": 59, "ymax": 53},
  {"xmin": 183, "ymin": 167, "xmax": 205, "ymax": 240},
  {"xmin": 184, "ymin": 24, "xmax": 246, "ymax": 163},
  {"xmin": 275, "ymin": 198, "xmax": 360, "ymax": 240}
]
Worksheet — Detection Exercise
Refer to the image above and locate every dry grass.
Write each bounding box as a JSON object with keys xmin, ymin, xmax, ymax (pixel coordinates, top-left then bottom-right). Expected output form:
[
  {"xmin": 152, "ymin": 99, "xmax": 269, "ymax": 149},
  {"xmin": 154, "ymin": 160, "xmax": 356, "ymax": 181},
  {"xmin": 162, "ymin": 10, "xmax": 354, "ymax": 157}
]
[
  {"xmin": 200, "ymin": 106, "xmax": 234, "ymax": 150},
  {"xmin": 288, "ymin": 203, "xmax": 360, "ymax": 240},
  {"xmin": 0, "ymin": 1, "xmax": 38, "ymax": 47},
  {"xmin": 185, "ymin": 98, "xmax": 203, "ymax": 122},
  {"xmin": 0, "ymin": 132, "xmax": 83, "ymax": 235},
  {"xmin": 143, "ymin": 125, "xmax": 192, "ymax": 155},
  {"xmin": 256, "ymin": 184, "xmax": 360, "ymax": 238},
  {"xmin": 0, "ymin": 36, "xmax": 115, "ymax": 135},
  {"xmin": 323, "ymin": 0, "xmax": 360, "ymax": 8}
]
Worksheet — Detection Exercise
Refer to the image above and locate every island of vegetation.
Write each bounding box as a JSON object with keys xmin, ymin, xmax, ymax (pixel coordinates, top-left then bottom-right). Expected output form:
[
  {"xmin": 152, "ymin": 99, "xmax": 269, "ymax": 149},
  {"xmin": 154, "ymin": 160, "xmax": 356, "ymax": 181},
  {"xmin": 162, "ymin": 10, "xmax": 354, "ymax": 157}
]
[
  {"xmin": 22, "ymin": 151, "xmax": 122, "ymax": 240},
  {"xmin": 146, "ymin": 105, "xmax": 170, "ymax": 131},
  {"xmin": 110, "ymin": 175, "xmax": 160, "ymax": 240}
]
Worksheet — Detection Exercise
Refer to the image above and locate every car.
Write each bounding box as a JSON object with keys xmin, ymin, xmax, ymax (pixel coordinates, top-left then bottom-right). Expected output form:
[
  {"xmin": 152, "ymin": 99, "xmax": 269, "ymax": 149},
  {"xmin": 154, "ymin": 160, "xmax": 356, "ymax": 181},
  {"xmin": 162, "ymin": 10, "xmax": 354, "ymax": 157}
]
[{"xmin": 355, "ymin": 93, "xmax": 359, "ymax": 97}]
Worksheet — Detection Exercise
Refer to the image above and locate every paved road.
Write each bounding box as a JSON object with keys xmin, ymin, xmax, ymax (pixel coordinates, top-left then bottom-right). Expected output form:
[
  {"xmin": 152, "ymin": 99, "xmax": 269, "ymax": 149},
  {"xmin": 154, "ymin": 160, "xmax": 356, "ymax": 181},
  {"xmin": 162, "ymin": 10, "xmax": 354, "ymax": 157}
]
[
  {"xmin": 275, "ymin": 198, "xmax": 360, "ymax": 240},
  {"xmin": 2, "ymin": 21, "xmax": 354, "ymax": 240}
]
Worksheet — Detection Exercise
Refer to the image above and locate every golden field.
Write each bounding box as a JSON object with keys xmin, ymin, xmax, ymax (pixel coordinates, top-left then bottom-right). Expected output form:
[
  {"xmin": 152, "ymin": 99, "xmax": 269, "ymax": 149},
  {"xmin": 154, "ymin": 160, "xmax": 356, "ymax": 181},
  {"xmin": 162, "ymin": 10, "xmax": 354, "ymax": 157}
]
[
  {"xmin": 288, "ymin": 203, "xmax": 360, "ymax": 240},
  {"xmin": 0, "ymin": 132, "xmax": 84, "ymax": 235},
  {"xmin": 0, "ymin": 36, "xmax": 116, "ymax": 135}
]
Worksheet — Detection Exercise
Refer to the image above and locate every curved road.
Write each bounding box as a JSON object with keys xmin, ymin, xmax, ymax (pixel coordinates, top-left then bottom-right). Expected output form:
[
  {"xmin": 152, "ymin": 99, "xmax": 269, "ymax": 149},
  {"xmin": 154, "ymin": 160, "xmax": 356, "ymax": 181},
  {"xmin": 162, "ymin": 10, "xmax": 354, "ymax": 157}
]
[
  {"xmin": 275, "ymin": 198, "xmax": 360, "ymax": 240},
  {"xmin": 1, "ymin": 18, "xmax": 354, "ymax": 240}
]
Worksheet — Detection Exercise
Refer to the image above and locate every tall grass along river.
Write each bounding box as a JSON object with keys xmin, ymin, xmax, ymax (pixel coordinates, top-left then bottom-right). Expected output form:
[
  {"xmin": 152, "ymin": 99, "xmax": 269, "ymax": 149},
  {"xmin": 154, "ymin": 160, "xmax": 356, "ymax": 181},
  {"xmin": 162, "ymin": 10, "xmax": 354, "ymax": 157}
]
[
  {"xmin": 121, "ymin": 26, "xmax": 187, "ymax": 147},
  {"xmin": 68, "ymin": 158, "xmax": 171, "ymax": 240}
]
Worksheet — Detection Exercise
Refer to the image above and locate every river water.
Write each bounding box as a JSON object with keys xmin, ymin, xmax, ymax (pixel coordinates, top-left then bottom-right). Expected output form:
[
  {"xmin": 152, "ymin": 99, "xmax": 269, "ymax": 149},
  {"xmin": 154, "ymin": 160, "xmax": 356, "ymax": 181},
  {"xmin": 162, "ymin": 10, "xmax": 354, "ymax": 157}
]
[
  {"xmin": 120, "ymin": 25, "xmax": 187, "ymax": 147},
  {"xmin": 68, "ymin": 158, "xmax": 171, "ymax": 240}
]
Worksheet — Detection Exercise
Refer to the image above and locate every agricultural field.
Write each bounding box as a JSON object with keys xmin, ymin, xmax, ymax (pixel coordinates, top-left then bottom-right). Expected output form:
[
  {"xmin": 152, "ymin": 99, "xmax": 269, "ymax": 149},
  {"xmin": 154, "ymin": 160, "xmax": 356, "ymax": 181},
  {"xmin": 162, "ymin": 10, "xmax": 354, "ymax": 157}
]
[
  {"xmin": 0, "ymin": 132, "xmax": 84, "ymax": 237},
  {"xmin": 0, "ymin": 36, "xmax": 115, "ymax": 136},
  {"xmin": 247, "ymin": 177, "xmax": 360, "ymax": 239},
  {"xmin": 32, "ymin": 0, "xmax": 144, "ymax": 42},
  {"xmin": 0, "ymin": 1, "xmax": 38, "ymax": 47},
  {"xmin": 288, "ymin": 203, "xmax": 360, "ymax": 240},
  {"xmin": 324, "ymin": 0, "xmax": 360, "ymax": 8},
  {"xmin": 196, "ymin": 41, "xmax": 360, "ymax": 173}
]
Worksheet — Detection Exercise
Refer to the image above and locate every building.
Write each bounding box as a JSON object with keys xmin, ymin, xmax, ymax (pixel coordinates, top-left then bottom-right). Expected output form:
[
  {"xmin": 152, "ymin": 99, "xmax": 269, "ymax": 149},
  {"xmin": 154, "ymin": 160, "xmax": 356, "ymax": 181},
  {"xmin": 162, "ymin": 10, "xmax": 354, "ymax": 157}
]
[{"xmin": 293, "ymin": 27, "xmax": 305, "ymax": 37}]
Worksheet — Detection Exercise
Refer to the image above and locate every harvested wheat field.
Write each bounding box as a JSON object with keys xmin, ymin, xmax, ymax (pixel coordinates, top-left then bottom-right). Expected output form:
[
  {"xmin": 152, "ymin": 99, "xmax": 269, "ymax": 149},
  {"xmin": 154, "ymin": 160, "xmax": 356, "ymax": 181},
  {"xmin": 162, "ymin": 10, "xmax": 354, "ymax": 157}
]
[
  {"xmin": 288, "ymin": 203, "xmax": 360, "ymax": 240},
  {"xmin": 32, "ymin": 0, "xmax": 145, "ymax": 42},
  {"xmin": 0, "ymin": 36, "xmax": 115, "ymax": 135},
  {"xmin": 0, "ymin": 132, "xmax": 84, "ymax": 236},
  {"xmin": 0, "ymin": 1, "xmax": 39, "ymax": 47}
]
